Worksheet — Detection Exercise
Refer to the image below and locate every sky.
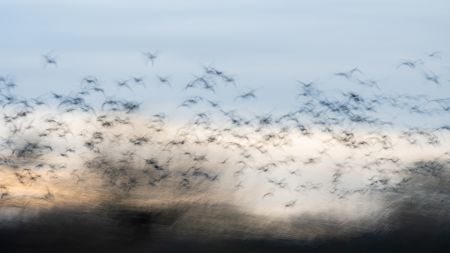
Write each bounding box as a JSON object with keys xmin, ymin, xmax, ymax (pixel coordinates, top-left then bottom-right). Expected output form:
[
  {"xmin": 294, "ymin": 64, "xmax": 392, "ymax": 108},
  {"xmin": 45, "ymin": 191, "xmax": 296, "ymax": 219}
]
[
  {"xmin": 2, "ymin": 1, "xmax": 450, "ymax": 241},
  {"xmin": 1, "ymin": 0, "xmax": 450, "ymax": 113}
]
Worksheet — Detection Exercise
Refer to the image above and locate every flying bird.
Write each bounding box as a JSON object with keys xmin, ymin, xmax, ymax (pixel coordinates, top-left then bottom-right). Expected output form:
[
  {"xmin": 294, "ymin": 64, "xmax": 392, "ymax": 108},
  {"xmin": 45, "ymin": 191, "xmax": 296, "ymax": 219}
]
[
  {"xmin": 142, "ymin": 51, "xmax": 159, "ymax": 66},
  {"xmin": 156, "ymin": 75, "xmax": 172, "ymax": 87},
  {"xmin": 235, "ymin": 89, "xmax": 257, "ymax": 101},
  {"xmin": 334, "ymin": 67, "xmax": 362, "ymax": 80},
  {"xmin": 42, "ymin": 51, "xmax": 58, "ymax": 67},
  {"xmin": 397, "ymin": 59, "xmax": 424, "ymax": 69}
]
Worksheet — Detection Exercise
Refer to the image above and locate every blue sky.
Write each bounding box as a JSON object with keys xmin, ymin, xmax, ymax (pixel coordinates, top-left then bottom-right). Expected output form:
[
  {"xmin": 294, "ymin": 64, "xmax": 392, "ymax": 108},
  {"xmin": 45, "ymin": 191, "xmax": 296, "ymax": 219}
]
[{"xmin": 1, "ymin": 0, "xmax": 449, "ymax": 114}]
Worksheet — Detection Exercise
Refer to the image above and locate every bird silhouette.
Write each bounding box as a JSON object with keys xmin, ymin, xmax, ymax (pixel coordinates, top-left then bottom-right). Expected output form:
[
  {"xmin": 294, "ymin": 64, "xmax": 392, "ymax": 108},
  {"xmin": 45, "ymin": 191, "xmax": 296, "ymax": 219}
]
[
  {"xmin": 142, "ymin": 51, "xmax": 159, "ymax": 66},
  {"xmin": 42, "ymin": 51, "xmax": 58, "ymax": 67}
]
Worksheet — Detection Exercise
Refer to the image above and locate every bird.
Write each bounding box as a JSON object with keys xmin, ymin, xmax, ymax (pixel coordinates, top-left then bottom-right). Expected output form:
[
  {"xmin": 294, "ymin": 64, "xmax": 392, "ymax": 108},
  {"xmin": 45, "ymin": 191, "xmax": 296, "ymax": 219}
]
[
  {"xmin": 185, "ymin": 75, "xmax": 215, "ymax": 92},
  {"xmin": 334, "ymin": 67, "xmax": 362, "ymax": 80},
  {"xmin": 178, "ymin": 96, "xmax": 203, "ymax": 108},
  {"xmin": 235, "ymin": 89, "xmax": 256, "ymax": 101},
  {"xmin": 116, "ymin": 79, "xmax": 132, "ymax": 90},
  {"xmin": 297, "ymin": 80, "xmax": 314, "ymax": 87},
  {"xmin": 284, "ymin": 200, "xmax": 297, "ymax": 208},
  {"xmin": 131, "ymin": 76, "xmax": 146, "ymax": 87},
  {"xmin": 423, "ymin": 71, "xmax": 440, "ymax": 85},
  {"xmin": 42, "ymin": 51, "xmax": 58, "ymax": 67},
  {"xmin": 397, "ymin": 59, "xmax": 423, "ymax": 69},
  {"xmin": 81, "ymin": 76, "xmax": 99, "ymax": 88},
  {"xmin": 262, "ymin": 191, "xmax": 274, "ymax": 198},
  {"xmin": 428, "ymin": 51, "xmax": 442, "ymax": 59},
  {"xmin": 156, "ymin": 75, "xmax": 172, "ymax": 87},
  {"xmin": 142, "ymin": 51, "xmax": 159, "ymax": 66}
]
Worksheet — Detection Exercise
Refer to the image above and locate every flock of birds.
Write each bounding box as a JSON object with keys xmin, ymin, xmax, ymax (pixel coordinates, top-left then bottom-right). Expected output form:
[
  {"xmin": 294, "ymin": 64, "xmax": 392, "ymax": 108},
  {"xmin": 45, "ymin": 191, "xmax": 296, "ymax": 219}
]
[{"xmin": 0, "ymin": 50, "xmax": 449, "ymax": 211}]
